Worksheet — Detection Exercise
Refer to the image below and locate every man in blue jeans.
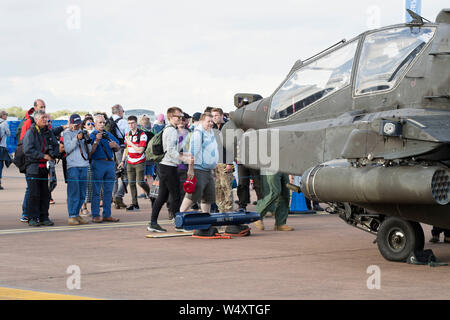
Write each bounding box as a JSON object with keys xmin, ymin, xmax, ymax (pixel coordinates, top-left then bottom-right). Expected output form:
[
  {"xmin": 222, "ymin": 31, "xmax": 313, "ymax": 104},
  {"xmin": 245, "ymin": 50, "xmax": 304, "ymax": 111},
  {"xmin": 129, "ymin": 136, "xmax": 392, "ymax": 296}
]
[
  {"xmin": 63, "ymin": 114, "xmax": 91, "ymax": 225},
  {"xmin": 89, "ymin": 114, "xmax": 121, "ymax": 223}
]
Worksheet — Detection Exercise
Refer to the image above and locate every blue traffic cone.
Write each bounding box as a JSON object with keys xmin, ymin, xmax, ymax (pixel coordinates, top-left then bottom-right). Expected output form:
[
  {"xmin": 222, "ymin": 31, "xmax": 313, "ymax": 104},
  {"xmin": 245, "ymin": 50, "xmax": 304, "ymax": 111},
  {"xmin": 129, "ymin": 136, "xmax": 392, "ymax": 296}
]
[{"xmin": 290, "ymin": 192, "xmax": 310, "ymax": 213}]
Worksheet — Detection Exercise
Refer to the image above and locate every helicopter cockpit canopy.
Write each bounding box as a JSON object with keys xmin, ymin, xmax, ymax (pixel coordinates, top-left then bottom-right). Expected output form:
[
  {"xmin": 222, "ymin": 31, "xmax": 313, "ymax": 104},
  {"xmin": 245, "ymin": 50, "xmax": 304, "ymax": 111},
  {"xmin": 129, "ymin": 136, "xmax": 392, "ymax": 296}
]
[
  {"xmin": 270, "ymin": 40, "xmax": 358, "ymax": 121},
  {"xmin": 269, "ymin": 26, "xmax": 436, "ymax": 122},
  {"xmin": 355, "ymin": 26, "xmax": 435, "ymax": 95}
]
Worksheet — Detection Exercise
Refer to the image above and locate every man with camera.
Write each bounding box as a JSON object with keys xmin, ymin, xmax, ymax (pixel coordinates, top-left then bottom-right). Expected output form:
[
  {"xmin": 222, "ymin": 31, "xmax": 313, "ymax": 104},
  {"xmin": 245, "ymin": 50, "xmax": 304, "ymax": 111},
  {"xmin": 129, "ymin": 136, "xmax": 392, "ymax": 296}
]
[
  {"xmin": 62, "ymin": 114, "xmax": 91, "ymax": 225},
  {"xmin": 89, "ymin": 114, "xmax": 121, "ymax": 223},
  {"xmin": 22, "ymin": 110, "xmax": 59, "ymax": 227},
  {"xmin": 118, "ymin": 115, "xmax": 150, "ymax": 211}
]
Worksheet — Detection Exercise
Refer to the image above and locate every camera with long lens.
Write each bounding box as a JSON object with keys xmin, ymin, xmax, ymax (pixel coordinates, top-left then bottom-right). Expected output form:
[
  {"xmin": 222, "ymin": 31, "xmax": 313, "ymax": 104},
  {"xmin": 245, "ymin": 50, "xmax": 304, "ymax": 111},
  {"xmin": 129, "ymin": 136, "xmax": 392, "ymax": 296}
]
[
  {"xmin": 43, "ymin": 129, "xmax": 62, "ymax": 159},
  {"xmin": 80, "ymin": 130, "xmax": 92, "ymax": 143},
  {"xmin": 115, "ymin": 167, "xmax": 125, "ymax": 178}
]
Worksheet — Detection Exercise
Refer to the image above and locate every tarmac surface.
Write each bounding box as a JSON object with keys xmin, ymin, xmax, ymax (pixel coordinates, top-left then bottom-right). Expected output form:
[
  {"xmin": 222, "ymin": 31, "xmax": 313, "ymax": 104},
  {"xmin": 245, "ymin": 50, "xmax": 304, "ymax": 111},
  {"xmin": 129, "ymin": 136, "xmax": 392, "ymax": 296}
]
[{"xmin": 1, "ymin": 164, "xmax": 450, "ymax": 300}]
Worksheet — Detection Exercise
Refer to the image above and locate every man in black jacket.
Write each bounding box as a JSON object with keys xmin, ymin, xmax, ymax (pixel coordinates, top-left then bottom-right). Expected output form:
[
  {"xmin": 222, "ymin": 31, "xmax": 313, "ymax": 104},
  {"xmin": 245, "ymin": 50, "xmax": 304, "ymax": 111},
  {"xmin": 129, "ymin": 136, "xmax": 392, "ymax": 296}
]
[{"xmin": 23, "ymin": 110, "xmax": 59, "ymax": 227}]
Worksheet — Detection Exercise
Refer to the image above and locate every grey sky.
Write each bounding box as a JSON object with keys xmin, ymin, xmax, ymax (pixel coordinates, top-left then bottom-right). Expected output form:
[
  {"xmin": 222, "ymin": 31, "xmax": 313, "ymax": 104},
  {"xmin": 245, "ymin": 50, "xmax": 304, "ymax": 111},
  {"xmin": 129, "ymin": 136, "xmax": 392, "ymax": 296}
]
[{"xmin": 0, "ymin": 0, "xmax": 447, "ymax": 116}]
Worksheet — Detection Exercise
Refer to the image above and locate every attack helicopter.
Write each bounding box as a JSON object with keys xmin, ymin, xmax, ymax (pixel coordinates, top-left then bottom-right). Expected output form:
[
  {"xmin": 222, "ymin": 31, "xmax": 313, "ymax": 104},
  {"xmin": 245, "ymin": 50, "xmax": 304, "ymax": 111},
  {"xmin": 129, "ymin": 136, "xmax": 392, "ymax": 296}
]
[{"xmin": 223, "ymin": 9, "xmax": 450, "ymax": 262}]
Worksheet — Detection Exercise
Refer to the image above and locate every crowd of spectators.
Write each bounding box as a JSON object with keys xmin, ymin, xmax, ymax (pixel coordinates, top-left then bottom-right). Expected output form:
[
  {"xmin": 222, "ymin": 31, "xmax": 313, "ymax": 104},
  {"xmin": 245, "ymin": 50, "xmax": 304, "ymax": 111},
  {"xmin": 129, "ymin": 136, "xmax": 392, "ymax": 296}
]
[
  {"xmin": 2, "ymin": 99, "xmax": 450, "ymax": 243},
  {"xmin": 1, "ymin": 99, "xmax": 324, "ymax": 236}
]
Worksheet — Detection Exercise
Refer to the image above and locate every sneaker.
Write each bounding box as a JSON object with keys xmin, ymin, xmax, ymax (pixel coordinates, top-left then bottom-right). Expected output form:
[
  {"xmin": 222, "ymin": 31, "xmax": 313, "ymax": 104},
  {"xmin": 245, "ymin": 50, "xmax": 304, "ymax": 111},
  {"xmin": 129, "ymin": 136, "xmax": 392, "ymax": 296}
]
[
  {"xmin": 254, "ymin": 220, "xmax": 264, "ymax": 231},
  {"xmin": 126, "ymin": 204, "xmax": 140, "ymax": 211},
  {"xmin": 168, "ymin": 218, "xmax": 175, "ymax": 225},
  {"xmin": 429, "ymin": 235, "xmax": 440, "ymax": 243},
  {"xmin": 40, "ymin": 219, "xmax": 55, "ymax": 226},
  {"xmin": 28, "ymin": 219, "xmax": 40, "ymax": 227},
  {"xmin": 147, "ymin": 223, "xmax": 167, "ymax": 233},
  {"xmin": 175, "ymin": 227, "xmax": 191, "ymax": 233},
  {"xmin": 20, "ymin": 215, "xmax": 29, "ymax": 222},
  {"xmin": 76, "ymin": 216, "xmax": 90, "ymax": 224},
  {"xmin": 274, "ymin": 224, "xmax": 294, "ymax": 231},
  {"xmin": 68, "ymin": 217, "xmax": 80, "ymax": 225},
  {"xmin": 49, "ymin": 199, "xmax": 55, "ymax": 205}
]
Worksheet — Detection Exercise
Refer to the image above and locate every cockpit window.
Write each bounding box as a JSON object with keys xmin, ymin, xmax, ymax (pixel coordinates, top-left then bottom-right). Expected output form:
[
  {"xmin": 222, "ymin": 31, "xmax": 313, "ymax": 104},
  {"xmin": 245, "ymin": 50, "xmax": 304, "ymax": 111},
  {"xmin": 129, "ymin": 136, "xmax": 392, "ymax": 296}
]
[
  {"xmin": 355, "ymin": 27, "xmax": 435, "ymax": 95},
  {"xmin": 270, "ymin": 40, "xmax": 358, "ymax": 121}
]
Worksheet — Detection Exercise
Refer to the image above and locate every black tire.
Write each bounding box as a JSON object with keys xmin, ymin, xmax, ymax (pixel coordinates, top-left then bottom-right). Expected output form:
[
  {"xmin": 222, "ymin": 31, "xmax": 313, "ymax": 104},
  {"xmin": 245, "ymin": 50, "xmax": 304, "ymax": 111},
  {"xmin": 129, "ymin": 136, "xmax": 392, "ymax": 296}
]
[
  {"xmin": 377, "ymin": 217, "xmax": 422, "ymax": 262},
  {"xmin": 411, "ymin": 222, "xmax": 425, "ymax": 252}
]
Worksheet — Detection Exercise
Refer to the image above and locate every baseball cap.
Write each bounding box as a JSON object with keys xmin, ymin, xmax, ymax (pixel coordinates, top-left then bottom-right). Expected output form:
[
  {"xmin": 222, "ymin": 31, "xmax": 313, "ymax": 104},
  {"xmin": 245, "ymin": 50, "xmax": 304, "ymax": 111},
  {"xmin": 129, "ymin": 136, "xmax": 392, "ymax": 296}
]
[
  {"xmin": 192, "ymin": 112, "xmax": 201, "ymax": 121},
  {"xmin": 183, "ymin": 176, "xmax": 197, "ymax": 194},
  {"xmin": 70, "ymin": 114, "xmax": 82, "ymax": 125},
  {"xmin": 157, "ymin": 114, "xmax": 165, "ymax": 122}
]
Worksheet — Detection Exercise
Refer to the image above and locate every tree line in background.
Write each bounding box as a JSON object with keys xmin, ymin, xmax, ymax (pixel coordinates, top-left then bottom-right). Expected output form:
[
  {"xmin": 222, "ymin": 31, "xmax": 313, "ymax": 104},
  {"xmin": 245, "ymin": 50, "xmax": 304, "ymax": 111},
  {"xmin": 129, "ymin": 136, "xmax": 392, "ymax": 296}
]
[{"xmin": 2, "ymin": 107, "xmax": 96, "ymax": 119}]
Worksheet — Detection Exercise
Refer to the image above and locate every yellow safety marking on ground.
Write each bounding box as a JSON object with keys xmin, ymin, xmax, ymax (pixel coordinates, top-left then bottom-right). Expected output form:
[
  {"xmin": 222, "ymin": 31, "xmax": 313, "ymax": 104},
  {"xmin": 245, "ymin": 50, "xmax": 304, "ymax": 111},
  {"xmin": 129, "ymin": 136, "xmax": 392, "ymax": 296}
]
[
  {"xmin": 0, "ymin": 220, "xmax": 171, "ymax": 236},
  {"xmin": 0, "ymin": 287, "xmax": 100, "ymax": 300}
]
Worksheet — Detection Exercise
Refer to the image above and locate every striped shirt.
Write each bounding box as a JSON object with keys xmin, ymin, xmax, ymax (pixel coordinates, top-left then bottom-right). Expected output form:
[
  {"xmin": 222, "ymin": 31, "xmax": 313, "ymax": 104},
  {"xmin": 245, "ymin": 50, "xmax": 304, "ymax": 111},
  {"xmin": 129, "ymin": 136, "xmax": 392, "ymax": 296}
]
[{"xmin": 126, "ymin": 129, "xmax": 147, "ymax": 165}]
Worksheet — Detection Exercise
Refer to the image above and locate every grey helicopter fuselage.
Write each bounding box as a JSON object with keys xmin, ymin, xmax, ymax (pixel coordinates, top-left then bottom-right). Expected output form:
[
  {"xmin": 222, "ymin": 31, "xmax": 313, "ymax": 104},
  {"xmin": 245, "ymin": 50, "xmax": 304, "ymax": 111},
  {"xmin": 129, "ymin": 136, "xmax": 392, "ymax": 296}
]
[{"xmin": 225, "ymin": 9, "xmax": 450, "ymax": 242}]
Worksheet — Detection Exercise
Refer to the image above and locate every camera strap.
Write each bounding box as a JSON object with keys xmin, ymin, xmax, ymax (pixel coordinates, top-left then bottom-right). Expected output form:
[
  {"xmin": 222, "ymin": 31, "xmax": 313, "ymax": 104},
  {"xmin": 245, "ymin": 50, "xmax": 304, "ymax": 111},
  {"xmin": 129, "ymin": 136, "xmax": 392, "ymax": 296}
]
[
  {"xmin": 79, "ymin": 141, "xmax": 89, "ymax": 161},
  {"xmin": 99, "ymin": 140, "xmax": 113, "ymax": 161}
]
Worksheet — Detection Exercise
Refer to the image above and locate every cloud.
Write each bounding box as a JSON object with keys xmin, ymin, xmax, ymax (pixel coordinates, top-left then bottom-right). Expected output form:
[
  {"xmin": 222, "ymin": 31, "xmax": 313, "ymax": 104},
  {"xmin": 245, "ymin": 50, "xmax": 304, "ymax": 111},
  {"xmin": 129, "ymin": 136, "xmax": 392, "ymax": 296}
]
[{"xmin": 0, "ymin": 0, "xmax": 448, "ymax": 116}]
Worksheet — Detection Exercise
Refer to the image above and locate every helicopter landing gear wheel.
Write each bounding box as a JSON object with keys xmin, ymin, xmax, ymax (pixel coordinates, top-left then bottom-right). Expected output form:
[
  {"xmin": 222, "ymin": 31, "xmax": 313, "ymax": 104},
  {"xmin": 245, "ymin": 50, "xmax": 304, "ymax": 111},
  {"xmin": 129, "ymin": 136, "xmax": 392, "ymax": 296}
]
[{"xmin": 377, "ymin": 217, "xmax": 424, "ymax": 262}]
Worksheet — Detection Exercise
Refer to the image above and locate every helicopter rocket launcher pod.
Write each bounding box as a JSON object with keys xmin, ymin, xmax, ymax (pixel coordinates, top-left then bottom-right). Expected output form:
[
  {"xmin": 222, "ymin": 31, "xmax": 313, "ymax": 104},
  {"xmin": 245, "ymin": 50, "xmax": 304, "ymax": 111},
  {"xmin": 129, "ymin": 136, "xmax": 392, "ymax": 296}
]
[{"xmin": 223, "ymin": 9, "xmax": 450, "ymax": 262}]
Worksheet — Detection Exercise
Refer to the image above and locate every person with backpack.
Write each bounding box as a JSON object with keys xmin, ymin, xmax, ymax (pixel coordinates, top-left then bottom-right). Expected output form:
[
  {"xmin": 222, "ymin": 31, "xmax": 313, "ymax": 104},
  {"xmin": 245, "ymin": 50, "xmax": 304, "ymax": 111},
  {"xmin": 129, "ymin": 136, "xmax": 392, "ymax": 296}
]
[
  {"xmin": 17, "ymin": 99, "xmax": 47, "ymax": 222},
  {"xmin": 107, "ymin": 104, "xmax": 129, "ymax": 210},
  {"xmin": 118, "ymin": 115, "xmax": 151, "ymax": 211},
  {"xmin": 147, "ymin": 107, "xmax": 192, "ymax": 233},
  {"xmin": 22, "ymin": 110, "xmax": 59, "ymax": 227},
  {"xmin": 166, "ymin": 113, "xmax": 191, "ymax": 220}
]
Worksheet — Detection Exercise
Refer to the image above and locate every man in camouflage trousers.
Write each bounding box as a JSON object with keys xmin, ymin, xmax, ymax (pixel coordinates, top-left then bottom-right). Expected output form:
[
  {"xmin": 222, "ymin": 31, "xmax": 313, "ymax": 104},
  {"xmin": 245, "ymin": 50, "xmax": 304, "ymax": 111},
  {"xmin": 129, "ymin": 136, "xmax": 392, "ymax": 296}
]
[
  {"xmin": 215, "ymin": 163, "xmax": 234, "ymax": 212},
  {"xmin": 212, "ymin": 108, "xmax": 234, "ymax": 212}
]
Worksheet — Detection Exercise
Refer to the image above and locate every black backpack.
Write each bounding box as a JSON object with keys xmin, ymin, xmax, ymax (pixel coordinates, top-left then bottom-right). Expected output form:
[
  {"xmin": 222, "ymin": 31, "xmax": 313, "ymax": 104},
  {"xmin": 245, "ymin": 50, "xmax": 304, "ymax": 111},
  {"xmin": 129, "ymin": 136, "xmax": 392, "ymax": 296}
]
[
  {"xmin": 13, "ymin": 141, "xmax": 28, "ymax": 174},
  {"xmin": 15, "ymin": 116, "xmax": 34, "ymax": 142},
  {"xmin": 127, "ymin": 128, "xmax": 154, "ymax": 151},
  {"xmin": 105, "ymin": 117, "xmax": 125, "ymax": 145}
]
